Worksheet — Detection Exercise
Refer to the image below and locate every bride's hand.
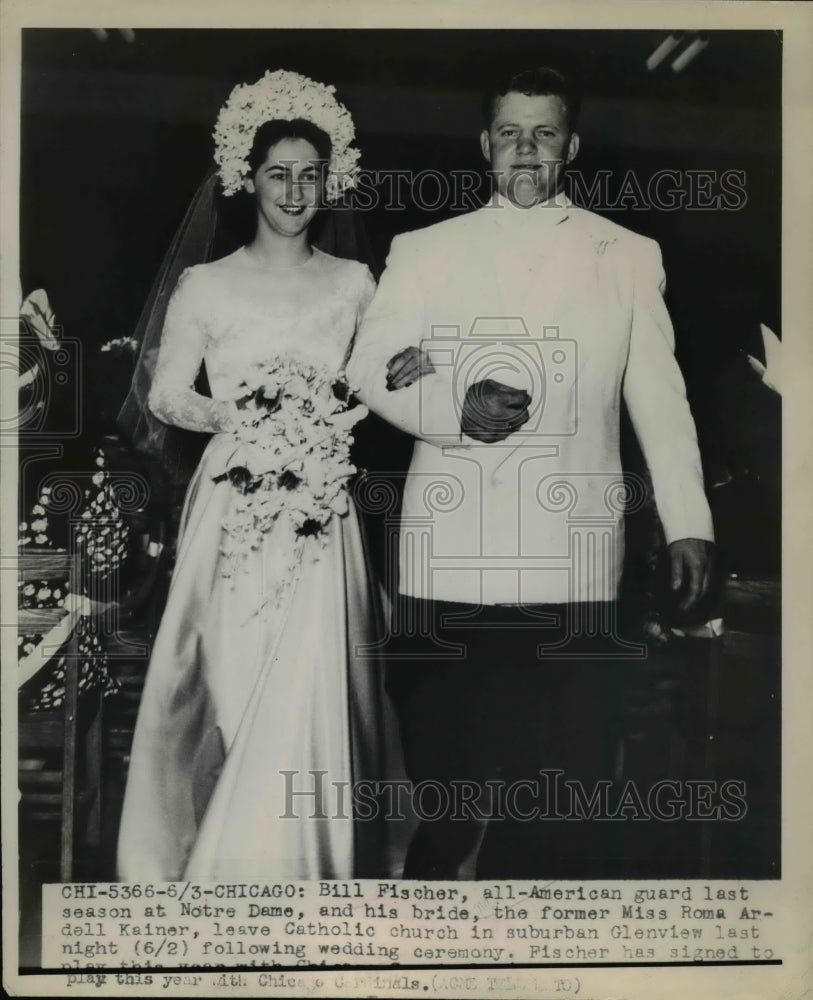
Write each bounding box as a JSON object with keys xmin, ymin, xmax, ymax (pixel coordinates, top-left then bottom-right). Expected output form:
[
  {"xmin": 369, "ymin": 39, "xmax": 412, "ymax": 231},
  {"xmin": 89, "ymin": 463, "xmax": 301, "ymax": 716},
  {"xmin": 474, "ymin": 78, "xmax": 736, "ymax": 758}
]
[{"xmin": 386, "ymin": 346, "xmax": 435, "ymax": 391}]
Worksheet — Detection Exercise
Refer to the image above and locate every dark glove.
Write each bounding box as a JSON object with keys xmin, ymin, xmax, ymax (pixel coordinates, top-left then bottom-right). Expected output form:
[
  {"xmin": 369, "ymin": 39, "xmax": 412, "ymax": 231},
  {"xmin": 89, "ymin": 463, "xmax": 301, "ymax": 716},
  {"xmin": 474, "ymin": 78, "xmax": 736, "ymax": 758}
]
[{"xmin": 460, "ymin": 379, "xmax": 531, "ymax": 443}]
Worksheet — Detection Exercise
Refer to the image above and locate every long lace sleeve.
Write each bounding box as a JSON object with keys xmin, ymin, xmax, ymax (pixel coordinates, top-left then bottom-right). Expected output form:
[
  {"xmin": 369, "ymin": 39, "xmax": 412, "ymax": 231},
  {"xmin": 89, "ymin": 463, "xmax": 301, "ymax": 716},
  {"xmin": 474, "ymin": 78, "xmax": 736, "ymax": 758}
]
[{"xmin": 148, "ymin": 267, "xmax": 236, "ymax": 434}]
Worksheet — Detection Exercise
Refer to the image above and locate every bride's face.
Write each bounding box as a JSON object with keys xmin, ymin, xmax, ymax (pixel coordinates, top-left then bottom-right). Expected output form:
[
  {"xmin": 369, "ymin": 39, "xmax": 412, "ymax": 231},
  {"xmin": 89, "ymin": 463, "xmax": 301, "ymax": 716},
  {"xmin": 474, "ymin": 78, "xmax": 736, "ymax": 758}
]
[{"xmin": 245, "ymin": 138, "xmax": 325, "ymax": 238}]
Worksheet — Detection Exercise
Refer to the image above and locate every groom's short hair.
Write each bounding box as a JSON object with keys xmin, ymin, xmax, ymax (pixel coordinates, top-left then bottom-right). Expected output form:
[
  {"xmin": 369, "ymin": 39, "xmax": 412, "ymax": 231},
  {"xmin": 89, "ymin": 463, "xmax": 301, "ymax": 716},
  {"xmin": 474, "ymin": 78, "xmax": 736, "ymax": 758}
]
[{"xmin": 481, "ymin": 67, "xmax": 581, "ymax": 132}]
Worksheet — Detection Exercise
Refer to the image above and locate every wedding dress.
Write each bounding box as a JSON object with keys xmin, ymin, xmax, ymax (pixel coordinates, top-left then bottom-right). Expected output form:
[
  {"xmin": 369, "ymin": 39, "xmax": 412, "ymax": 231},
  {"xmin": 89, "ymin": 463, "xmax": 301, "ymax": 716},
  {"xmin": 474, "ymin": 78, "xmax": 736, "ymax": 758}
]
[{"xmin": 117, "ymin": 246, "xmax": 399, "ymax": 881}]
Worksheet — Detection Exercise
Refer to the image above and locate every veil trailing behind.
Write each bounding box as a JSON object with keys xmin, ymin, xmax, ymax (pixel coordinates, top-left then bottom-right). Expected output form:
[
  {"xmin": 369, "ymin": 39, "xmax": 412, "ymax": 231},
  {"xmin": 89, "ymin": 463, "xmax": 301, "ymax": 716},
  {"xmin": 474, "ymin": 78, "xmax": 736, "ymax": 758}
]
[{"xmin": 117, "ymin": 166, "xmax": 378, "ymax": 489}]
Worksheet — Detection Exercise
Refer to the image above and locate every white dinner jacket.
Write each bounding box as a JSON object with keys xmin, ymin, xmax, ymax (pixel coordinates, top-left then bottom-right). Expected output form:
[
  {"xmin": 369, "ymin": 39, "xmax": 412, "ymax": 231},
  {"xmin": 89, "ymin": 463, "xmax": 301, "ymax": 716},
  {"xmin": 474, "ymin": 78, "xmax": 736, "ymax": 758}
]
[{"xmin": 347, "ymin": 196, "xmax": 714, "ymax": 606}]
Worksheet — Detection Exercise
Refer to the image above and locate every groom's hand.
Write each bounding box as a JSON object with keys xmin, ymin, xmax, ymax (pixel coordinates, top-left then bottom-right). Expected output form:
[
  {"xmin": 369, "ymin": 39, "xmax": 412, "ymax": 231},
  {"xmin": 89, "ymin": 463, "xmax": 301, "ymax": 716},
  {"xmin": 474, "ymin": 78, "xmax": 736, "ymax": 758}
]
[
  {"xmin": 668, "ymin": 538, "xmax": 715, "ymax": 612},
  {"xmin": 386, "ymin": 346, "xmax": 436, "ymax": 391},
  {"xmin": 461, "ymin": 379, "xmax": 531, "ymax": 443}
]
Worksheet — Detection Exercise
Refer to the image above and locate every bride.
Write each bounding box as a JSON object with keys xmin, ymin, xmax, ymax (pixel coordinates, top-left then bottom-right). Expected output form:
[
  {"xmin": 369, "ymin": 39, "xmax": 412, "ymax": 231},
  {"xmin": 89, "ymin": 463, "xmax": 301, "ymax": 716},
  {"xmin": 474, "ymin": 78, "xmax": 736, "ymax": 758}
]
[{"xmin": 117, "ymin": 70, "xmax": 398, "ymax": 881}]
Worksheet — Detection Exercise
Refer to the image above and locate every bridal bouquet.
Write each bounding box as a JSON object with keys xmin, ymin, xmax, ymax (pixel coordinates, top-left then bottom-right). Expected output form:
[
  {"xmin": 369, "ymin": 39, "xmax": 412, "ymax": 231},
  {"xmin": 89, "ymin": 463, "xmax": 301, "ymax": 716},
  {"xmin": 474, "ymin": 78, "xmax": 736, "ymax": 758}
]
[{"xmin": 215, "ymin": 356, "xmax": 367, "ymax": 598}]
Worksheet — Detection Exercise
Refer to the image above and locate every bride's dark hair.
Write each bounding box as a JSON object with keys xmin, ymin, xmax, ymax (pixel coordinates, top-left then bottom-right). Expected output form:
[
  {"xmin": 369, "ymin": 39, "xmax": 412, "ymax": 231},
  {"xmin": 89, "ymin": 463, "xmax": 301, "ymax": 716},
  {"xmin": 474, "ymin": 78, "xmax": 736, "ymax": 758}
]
[{"xmin": 247, "ymin": 118, "xmax": 333, "ymax": 173}]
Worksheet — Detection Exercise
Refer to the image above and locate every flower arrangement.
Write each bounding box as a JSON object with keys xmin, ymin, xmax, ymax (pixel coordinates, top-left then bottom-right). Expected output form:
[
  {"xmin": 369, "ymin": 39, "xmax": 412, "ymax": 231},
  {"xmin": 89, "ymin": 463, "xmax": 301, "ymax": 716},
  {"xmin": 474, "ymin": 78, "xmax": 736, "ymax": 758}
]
[
  {"xmin": 215, "ymin": 356, "xmax": 367, "ymax": 608},
  {"xmin": 100, "ymin": 335, "xmax": 138, "ymax": 354},
  {"xmin": 213, "ymin": 69, "xmax": 361, "ymax": 201},
  {"xmin": 18, "ymin": 448, "xmax": 129, "ymax": 710},
  {"xmin": 74, "ymin": 450, "xmax": 131, "ymax": 582}
]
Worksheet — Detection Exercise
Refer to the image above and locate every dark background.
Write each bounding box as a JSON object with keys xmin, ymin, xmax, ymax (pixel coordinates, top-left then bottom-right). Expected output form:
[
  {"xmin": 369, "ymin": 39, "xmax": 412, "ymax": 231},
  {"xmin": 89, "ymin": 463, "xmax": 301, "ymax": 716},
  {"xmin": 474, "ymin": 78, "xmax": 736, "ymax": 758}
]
[
  {"xmin": 16, "ymin": 29, "xmax": 782, "ymax": 926},
  {"xmin": 20, "ymin": 27, "xmax": 781, "ymax": 571}
]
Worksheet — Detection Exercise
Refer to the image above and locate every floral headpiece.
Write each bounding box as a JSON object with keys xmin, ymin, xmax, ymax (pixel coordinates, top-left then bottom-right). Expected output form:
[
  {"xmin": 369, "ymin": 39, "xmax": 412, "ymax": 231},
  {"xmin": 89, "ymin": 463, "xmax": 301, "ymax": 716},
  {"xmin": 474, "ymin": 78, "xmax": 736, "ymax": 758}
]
[{"xmin": 213, "ymin": 69, "xmax": 361, "ymax": 201}]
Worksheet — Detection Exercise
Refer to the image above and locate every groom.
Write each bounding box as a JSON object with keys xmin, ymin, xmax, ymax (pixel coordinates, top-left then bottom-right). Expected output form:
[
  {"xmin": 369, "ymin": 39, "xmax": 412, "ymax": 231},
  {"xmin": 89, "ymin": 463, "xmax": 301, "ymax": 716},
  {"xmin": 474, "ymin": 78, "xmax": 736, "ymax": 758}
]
[{"xmin": 348, "ymin": 67, "xmax": 714, "ymax": 878}]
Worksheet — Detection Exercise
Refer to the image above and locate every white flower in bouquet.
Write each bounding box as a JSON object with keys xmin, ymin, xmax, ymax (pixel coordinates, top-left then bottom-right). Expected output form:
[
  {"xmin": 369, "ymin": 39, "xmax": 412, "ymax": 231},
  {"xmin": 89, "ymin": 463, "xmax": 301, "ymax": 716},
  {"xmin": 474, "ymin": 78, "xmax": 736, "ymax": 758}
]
[
  {"xmin": 302, "ymin": 453, "xmax": 328, "ymax": 498},
  {"xmin": 285, "ymin": 372, "xmax": 311, "ymax": 400}
]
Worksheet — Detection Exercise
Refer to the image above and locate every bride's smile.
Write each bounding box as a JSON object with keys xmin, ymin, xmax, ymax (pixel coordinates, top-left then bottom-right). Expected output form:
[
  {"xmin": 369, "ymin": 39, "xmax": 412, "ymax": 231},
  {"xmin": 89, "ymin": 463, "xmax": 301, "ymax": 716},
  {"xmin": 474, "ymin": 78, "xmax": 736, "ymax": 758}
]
[{"xmin": 245, "ymin": 137, "xmax": 324, "ymax": 241}]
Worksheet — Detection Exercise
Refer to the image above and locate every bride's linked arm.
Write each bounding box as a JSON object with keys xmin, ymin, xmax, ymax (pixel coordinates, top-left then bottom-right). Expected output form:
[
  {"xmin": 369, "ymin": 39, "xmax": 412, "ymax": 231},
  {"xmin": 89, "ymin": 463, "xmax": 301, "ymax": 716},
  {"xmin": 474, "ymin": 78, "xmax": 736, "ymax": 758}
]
[
  {"xmin": 346, "ymin": 234, "xmax": 467, "ymax": 449},
  {"xmin": 148, "ymin": 268, "xmax": 237, "ymax": 434}
]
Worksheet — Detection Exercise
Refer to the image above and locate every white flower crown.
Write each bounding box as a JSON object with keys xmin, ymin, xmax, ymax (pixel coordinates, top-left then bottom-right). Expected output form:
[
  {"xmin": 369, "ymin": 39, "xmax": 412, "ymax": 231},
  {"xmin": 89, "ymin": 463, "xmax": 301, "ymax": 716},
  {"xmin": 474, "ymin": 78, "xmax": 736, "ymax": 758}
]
[{"xmin": 213, "ymin": 69, "xmax": 361, "ymax": 201}]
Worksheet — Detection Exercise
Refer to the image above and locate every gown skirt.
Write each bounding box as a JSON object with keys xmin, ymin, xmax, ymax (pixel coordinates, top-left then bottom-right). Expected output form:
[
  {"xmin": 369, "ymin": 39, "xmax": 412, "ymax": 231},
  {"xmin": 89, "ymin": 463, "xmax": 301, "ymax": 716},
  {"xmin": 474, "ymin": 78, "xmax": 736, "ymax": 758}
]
[{"xmin": 117, "ymin": 431, "xmax": 400, "ymax": 880}]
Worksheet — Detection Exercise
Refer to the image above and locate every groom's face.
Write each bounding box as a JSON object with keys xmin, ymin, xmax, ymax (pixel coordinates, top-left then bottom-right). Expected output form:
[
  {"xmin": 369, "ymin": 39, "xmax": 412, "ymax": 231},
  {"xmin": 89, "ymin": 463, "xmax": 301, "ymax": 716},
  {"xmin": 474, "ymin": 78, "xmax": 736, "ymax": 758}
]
[{"xmin": 481, "ymin": 91, "xmax": 579, "ymax": 208}]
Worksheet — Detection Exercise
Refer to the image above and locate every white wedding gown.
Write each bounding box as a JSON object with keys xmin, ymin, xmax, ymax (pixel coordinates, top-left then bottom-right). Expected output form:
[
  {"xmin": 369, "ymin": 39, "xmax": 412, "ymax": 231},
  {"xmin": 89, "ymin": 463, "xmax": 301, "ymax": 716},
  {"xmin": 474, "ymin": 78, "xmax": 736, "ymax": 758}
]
[{"xmin": 117, "ymin": 247, "xmax": 402, "ymax": 881}]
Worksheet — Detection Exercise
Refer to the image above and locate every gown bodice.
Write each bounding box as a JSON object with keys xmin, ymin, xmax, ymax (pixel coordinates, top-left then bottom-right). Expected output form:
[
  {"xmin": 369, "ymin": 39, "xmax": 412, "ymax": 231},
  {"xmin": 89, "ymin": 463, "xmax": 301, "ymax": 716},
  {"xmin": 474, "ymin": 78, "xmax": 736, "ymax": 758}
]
[{"xmin": 148, "ymin": 246, "xmax": 376, "ymax": 433}]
